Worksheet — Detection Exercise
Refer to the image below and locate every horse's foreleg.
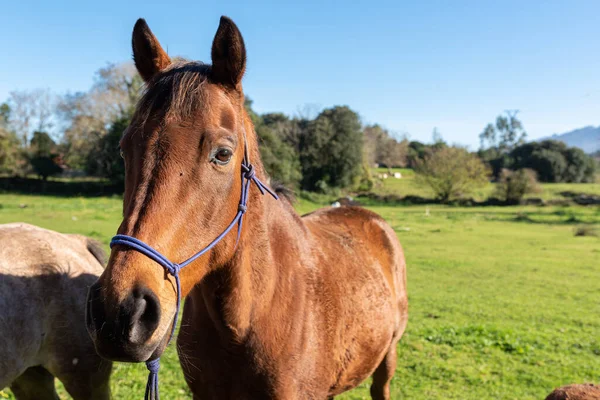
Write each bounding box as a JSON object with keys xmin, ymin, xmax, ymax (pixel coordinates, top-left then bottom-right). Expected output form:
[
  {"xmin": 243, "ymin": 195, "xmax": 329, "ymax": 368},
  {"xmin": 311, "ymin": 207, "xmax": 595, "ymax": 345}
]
[
  {"xmin": 9, "ymin": 366, "xmax": 59, "ymax": 400},
  {"xmin": 369, "ymin": 345, "xmax": 397, "ymax": 400},
  {"xmin": 55, "ymin": 359, "xmax": 112, "ymax": 400}
]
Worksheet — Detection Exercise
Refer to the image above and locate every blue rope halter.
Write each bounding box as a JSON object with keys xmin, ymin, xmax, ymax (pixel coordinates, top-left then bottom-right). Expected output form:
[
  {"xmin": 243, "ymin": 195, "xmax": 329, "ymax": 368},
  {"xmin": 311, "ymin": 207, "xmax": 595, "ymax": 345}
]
[{"xmin": 110, "ymin": 146, "xmax": 278, "ymax": 400}]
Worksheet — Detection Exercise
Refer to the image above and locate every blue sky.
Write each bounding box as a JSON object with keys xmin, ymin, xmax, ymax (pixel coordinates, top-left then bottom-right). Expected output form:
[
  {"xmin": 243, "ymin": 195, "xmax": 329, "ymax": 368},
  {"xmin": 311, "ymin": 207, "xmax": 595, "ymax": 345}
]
[{"xmin": 2, "ymin": 0, "xmax": 599, "ymax": 148}]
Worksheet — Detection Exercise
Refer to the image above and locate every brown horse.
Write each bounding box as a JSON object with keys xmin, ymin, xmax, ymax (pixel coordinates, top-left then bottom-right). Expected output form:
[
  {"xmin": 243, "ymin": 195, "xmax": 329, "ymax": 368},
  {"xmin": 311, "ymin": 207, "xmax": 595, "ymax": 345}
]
[
  {"xmin": 86, "ymin": 16, "xmax": 408, "ymax": 399},
  {"xmin": 545, "ymin": 384, "xmax": 600, "ymax": 400}
]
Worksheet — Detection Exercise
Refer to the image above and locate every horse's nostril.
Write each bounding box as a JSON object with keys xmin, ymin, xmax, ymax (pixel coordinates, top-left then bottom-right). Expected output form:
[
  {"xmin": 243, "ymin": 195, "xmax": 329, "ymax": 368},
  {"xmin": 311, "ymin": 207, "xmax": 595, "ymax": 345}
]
[{"xmin": 127, "ymin": 286, "xmax": 161, "ymax": 345}]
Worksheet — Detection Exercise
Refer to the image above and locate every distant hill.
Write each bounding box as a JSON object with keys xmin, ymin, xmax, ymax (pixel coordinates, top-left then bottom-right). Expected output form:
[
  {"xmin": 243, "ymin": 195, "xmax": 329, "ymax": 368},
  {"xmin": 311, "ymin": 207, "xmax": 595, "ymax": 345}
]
[{"xmin": 539, "ymin": 126, "xmax": 600, "ymax": 154}]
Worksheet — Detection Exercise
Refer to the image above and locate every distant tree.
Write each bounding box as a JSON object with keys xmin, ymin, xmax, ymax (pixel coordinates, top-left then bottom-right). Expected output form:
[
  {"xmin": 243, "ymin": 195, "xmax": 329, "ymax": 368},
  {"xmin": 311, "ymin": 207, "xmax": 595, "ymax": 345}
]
[
  {"xmin": 510, "ymin": 141, "xmax": 566, "ymax": 182},
  {"xmin": 261, "ymin": 112, "xmax": 305, "ymax": 153},
  {"xmin": 86, "ymin": 116, "xmax": 128, "ymax": 185},
  {"xmin": 509, "ymin": 140, "xmax": 595, "ymax": 183},
  {"xmin": 300, "ymin": 106, "xmax": 363, "ymax": 191},
  {"xmin": 432, "ymin": 127, "xmax": 445, "ymax": 146},
  {"xmin": 29, "ymin": 156, "xmax": 63, "ymax": 180},
  {"xmin": 0, "ymin": 103, "xmax": 21, "ymax": 175},
  {"xmin": 406, "ymin": 140, "xmax": 447, "ymax": 168},
  {"xmin": 30, "ymin": 131, "xmax": 55, "ymax": 157},
  {"xmin": 6, "ymin": 89, "xmax": 56, "ymax": 146},
  {"xmin": 480, "ymin": 111, "xmax": 527, "ymax": 155},
  {"xmin": 381, "ymin": 138, "xmax": 408, "ymax": 172},
  {"xmin": 364, "ymin": 125, "xmax": 408, "ymax": 173},
  {"xmin": 244, "ymin": 99, "xmax": 303, "ymax": 187},
  {"xmin": 244, "ymin": 97, "xmax": 262, "ymax": 127},
  {"xmin": 0, "ymin": 131, "xmax": 20, "ymax": 175},
  {"xmin": 478, "ymin": 147, "xmax": 511, "ymax": 179},
  {"xmin": 0, "ymin": 103, "xmax": 10, "ymax": 124},
  {"xmin": 262, "ymin": 112, "xmax": 289, "ymax": 127},
  {"xmin": 407, "ymin": 141, "xmax": 428, "ymax": 168},
  {"xmin": 494, "ymin": 168, "xmax": 540, "ymax": 204},
  {"xmin": 563, "ymin": 147, "xmax": 596, "ymax": 183},
  {"xmin": 414, "ymin": 146, "xmax": 490, "ymax": 202},
  {"xmin": 59, "ymin": 62, "xmax": 143, "ymax": 170},
  {"xmin": 28, "ymin": 131, "xmax": 62, "ymax": 180},
  {"xmin": 255, "ymin": 123, "xmax": 302, "ymax": 187},
  {"xmin": 479, "ymin": 123, "xmax": 497, "ymax": 151}
]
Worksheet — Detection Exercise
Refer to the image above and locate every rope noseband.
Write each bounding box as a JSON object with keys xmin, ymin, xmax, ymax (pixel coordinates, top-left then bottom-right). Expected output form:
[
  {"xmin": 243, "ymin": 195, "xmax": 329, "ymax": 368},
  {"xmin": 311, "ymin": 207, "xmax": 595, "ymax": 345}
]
[{"xmin": 110, "ymin": 130, "xmax": 277, "ymax": 400}]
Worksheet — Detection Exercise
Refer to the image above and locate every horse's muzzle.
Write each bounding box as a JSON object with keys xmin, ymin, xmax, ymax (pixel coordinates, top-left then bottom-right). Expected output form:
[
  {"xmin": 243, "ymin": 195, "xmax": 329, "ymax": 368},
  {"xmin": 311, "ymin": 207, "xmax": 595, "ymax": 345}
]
[{"xmin": 86, "ymin": 281, "xmax": 162, "ymax": 362}]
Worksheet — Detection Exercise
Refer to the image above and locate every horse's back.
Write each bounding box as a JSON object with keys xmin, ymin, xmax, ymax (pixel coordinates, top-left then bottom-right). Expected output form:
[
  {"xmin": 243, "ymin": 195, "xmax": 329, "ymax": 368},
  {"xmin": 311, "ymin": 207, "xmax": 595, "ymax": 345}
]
[
  {"xmin": 0, "ymin": 223, "xmax": 107, "ymax": 390},
  {"xmin": 0, "ymin": 223, "xmax": 105, "ymax": 275},
  {"xmin": 301, "ymin": 206, "xmax": 408, "ymax": 395},
  {"xmin": 302, "ymin": 206, "xmax": 406, "ymax": 299},
  {"xmin": 303, "ymin": 205, "xmax": 407, "ymax": 328}
]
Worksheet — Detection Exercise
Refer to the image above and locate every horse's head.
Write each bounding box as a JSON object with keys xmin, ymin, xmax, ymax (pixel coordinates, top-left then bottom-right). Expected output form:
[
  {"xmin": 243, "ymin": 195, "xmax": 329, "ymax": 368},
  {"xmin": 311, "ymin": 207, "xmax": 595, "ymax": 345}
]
[{"xmin": 86, "ymin": 17, "xmax": 261, "ymax": 362}]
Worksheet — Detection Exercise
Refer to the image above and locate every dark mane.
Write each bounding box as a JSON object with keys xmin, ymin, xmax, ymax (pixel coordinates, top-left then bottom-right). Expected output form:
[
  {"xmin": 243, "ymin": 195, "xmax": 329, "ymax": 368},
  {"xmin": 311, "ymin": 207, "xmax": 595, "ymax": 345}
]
[
  {"xmin": 133, "ymin": 60, "xmax": 211, "ymax": 128},
  {"xmin": 272, "ymin": 182, "xmax": 296, "ymax": 204}
]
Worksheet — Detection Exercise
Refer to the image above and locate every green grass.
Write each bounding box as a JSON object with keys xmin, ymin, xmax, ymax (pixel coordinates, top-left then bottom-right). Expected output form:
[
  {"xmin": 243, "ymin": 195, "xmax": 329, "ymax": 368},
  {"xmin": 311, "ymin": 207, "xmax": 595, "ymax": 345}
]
[
  {"xmin": 372, "ymin": 167, "xmax": 600, "ymax": 202},
  {"xmin": 1, "ymin": 193, "xmax": 599, "ymax": 399}
]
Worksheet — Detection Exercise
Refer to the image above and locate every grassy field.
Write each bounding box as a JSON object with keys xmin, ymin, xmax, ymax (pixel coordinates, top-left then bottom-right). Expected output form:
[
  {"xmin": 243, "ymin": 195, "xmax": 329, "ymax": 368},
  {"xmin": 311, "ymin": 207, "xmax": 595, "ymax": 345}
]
[
  {"xmin": 372, "ymin": 168, "xmax": 600, "ymax": 202},
  {"xmin": 0, "ymin": 191, "xmax": 599, "ymax": 399}
]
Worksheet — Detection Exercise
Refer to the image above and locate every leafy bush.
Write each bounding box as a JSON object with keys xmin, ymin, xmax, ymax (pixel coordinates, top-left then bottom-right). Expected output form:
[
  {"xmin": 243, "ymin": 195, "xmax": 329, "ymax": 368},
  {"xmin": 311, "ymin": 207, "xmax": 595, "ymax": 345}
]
[
  {"xmin": 494, "ymin": 168, "xmax": 540, "ymax": 204},
  {"xmin": 414, "ymin": 147, "xmax": 490, "ymax": 202}
]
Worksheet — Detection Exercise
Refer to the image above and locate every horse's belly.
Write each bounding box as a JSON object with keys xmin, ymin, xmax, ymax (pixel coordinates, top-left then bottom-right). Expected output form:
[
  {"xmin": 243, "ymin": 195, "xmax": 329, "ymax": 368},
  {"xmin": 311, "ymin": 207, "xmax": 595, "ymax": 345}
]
[
  {"xmin": 0, "ymin": 296, "xmax": 44, "ymax": 387},
  {"xmin": 323, "ymin": 267, "xmax": 398, "ymax": 395},
  {"xmin": 328, "ymin": 317, "xmax": 395, "ymax": 395}
]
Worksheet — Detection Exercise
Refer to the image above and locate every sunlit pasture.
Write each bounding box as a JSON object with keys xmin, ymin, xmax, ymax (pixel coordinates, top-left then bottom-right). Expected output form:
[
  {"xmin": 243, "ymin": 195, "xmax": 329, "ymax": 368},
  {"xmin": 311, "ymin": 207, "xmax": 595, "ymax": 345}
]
[{"xmin": 0, "ymin": 190, "xmax": 598, "ymax": 399}]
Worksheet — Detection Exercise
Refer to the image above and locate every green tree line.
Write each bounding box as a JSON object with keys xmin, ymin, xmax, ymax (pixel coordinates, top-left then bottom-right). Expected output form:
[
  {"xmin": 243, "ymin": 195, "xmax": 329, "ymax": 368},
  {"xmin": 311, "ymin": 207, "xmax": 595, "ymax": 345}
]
[{"xmin": 0, "ymin": 63, "xmax": 596, "ymax": 196}]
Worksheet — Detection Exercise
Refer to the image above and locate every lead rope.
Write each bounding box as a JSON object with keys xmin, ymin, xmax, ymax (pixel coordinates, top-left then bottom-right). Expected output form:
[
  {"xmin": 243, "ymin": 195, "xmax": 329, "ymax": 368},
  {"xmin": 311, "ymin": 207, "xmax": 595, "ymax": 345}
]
[{"xmin": 110, "ymin": 123, "xmax": 277, "ymax": 400}]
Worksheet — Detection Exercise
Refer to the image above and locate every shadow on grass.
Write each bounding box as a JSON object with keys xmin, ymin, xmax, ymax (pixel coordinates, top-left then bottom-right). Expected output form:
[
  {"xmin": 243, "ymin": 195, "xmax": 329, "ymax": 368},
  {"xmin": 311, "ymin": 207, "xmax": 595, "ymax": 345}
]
[
  {"xmin": 559, "ymin": 191, "xmax": 600, "ymax": 206},
  {"xmin": 488, "ymin": 211, "xmax": 600, "ymax": 226},
  {"xmin": 355, "ymin": 193, "xmax": 597, "ymax": 208},
  {"xmin": 0, "ymin": 177, "xmax": 123, "ymax": 197},
  {"xmin": 356, "ymin": 193, "xmax": 515, "ymax": 207}
]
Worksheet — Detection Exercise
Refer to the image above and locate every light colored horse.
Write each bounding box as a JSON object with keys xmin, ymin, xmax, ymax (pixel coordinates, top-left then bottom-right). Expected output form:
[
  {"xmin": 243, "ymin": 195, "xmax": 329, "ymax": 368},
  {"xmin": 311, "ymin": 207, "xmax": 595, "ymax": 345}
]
[{"xmin": 0, "ymin": 223, "xmax": 112, "ymax": 400}]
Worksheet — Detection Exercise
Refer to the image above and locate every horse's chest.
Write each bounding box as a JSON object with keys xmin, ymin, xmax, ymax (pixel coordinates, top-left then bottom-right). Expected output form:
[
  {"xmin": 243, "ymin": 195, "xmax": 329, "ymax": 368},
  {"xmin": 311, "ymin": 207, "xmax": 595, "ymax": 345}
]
[
  {"xmin": 178, "ymin": 297, "xmax": 325, "ymax": 398},
  {"xmin": 177, "ymin": 327, "xmax": 303, "ymax": 399}
]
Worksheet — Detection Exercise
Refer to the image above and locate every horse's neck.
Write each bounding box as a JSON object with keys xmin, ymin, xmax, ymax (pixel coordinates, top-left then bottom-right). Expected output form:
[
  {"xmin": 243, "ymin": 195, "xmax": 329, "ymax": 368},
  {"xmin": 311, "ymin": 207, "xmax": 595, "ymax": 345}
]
[
  {"xmin": 196, "ymin": 193, "xmax": 307, "ymax": 341},
  {"xmin": 192, "ymin": 115, "xmax": 309, "ymax": 339}
]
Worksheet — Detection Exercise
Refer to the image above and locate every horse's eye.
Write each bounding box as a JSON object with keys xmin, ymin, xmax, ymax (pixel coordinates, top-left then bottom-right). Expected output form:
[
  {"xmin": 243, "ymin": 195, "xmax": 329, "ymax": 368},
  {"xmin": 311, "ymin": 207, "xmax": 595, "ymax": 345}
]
[
  {"xmin": 119, "ymin": 148, "xmax": 124, "ymax": 159},
  {"xmin": 214, "ymin": 148, "xmax": 232, "ymax": 165}
]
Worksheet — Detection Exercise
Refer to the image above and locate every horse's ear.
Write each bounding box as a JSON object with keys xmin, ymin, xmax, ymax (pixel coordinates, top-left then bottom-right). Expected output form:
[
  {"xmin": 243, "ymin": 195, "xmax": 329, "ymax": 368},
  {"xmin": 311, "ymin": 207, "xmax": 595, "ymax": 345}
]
[
  {"xmin": 210, "ymin": 16, "xmax": 246, "ymax": 89},
  {"xmin": 132, "ymin": 18, "xmax": 171, "ymax": 82}
]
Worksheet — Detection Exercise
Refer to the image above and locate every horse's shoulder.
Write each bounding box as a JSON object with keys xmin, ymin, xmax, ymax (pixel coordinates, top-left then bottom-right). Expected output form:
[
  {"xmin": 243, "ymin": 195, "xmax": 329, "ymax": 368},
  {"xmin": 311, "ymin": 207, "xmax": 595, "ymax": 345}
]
[{"xmin": 301, "ymin": 206, "xmax": 403, "ymax": 267}]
